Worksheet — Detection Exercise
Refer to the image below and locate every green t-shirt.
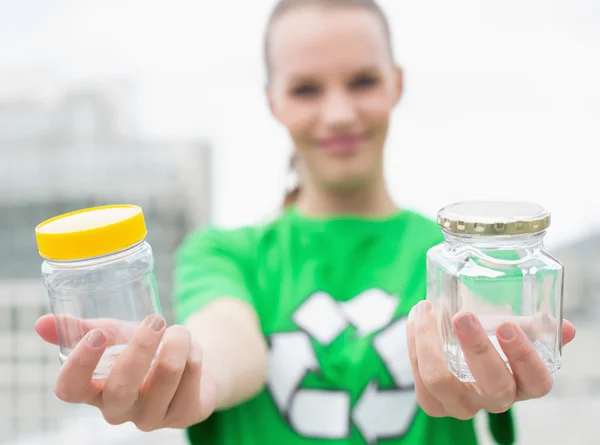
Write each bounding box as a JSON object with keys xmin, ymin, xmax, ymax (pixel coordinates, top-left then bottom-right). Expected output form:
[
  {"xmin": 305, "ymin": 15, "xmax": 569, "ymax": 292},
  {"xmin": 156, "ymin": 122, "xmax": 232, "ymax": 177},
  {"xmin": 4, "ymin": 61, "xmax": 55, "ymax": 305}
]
[{"xmin": 174, "ymin": 207, "xmax": 515, "ymax": 445}]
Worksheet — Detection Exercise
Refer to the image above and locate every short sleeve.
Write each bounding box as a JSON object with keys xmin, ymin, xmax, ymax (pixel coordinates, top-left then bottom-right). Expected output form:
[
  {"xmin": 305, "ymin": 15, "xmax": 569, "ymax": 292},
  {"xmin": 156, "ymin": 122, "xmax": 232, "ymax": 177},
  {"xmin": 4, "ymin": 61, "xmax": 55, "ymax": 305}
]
[{"xmin": 173, "ymin": 226, "xmax": 255, "ymax": 324}]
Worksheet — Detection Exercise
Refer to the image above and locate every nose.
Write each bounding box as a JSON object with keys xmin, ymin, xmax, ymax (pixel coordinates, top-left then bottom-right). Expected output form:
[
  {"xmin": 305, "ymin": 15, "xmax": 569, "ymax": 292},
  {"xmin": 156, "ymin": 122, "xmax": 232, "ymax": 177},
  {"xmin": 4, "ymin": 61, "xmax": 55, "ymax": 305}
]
[{"xmin": 320, "ymin": 90, "xmax": 357, "ymax": 130}]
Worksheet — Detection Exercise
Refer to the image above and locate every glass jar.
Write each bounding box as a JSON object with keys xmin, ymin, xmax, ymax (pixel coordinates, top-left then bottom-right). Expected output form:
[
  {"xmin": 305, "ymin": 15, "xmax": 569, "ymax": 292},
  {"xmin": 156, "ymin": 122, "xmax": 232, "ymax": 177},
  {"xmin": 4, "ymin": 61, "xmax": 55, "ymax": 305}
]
[
  {"xmin": 35, "ymin": 205, "xmax": 162, "ymax": 379},
  {"xmin": 426, "ymin": 200, "xmax": 564, "ymax": 382}
]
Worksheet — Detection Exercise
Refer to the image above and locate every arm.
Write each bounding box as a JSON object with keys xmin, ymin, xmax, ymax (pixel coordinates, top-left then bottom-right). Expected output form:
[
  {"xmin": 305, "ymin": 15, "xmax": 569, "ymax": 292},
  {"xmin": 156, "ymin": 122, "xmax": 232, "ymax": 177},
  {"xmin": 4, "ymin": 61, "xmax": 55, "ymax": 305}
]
[
  {"xmin": 184, "ymin": 297, "xmax": 269, "ymax": 410},
  {"xmin": 174, "ymin": 226, "xmax": 269, "ymax": 411}
]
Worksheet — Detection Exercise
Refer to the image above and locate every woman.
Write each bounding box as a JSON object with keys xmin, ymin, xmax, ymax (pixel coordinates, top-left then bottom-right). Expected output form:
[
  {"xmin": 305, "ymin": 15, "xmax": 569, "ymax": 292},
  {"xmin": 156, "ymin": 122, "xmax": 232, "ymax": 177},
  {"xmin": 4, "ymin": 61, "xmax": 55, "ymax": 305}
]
[{"xmin": 35, "ymin": 0, "xmax": 576, "ymax": 444}]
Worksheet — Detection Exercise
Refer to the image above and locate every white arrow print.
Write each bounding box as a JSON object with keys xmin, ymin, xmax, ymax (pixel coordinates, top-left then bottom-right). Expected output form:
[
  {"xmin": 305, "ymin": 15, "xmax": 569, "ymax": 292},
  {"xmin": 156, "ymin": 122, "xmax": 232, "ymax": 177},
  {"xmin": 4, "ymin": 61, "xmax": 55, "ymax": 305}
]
[
  {"xmin": 289, "ymin": 390, "xmax": 351, "ymax": 438},
  {"xmin": 352, "ymin": 382, "xmax": 417, "ymax": 444},
  {"xmin": 340, "ymin": 289, "xmax": 399, "ymax": 337},
  {"xmin": 373, "ymin": 317, "xmax": 414, "ymax": 387},
  {"xmin": 293, "ymin": 292, "xmax": 348, "ymax": 346},
  {"xmin": 267, "ymin": 332, "xmax": 319, "ymax": 412}
]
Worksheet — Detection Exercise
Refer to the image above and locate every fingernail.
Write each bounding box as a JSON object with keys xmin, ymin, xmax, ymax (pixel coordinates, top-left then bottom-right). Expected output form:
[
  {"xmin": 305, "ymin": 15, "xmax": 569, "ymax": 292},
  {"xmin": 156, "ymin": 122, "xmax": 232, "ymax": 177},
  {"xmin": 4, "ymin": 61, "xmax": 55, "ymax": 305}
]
[
  {"xmin": 456, "ymin": 314, "xmax": 476, "ymax": 333},
  {"xmin": 146, "ymin": 315, "xmax": 165, "ymax": 332},
  {"xmin": 498, "ymin": 323, "xmax": 515, "ymax": 341},
  {"xmin": 87, "ymin": 329, "xmax": 105, "ymax": 348},
  {"xmin": 416, "ymin": 301, "xmax": 431, "ymax": 316}
]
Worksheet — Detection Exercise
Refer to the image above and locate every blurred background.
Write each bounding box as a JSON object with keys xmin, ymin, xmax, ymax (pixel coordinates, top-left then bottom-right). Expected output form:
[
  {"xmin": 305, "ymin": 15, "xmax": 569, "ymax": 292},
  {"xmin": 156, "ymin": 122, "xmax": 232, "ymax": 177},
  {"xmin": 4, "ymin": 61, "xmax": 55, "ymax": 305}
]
[{"xmin": 0, "ymin": 0, "xmax": 599, "ymax": 444}]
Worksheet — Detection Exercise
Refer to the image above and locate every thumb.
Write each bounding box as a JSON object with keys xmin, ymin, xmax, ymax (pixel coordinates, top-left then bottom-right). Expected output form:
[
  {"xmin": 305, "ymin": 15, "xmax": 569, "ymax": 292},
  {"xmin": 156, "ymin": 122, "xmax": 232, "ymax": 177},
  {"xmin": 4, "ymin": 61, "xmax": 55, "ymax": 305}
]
[{"xmin": 34, "ymin": 314, "xmax": 61, "ymax": 345}]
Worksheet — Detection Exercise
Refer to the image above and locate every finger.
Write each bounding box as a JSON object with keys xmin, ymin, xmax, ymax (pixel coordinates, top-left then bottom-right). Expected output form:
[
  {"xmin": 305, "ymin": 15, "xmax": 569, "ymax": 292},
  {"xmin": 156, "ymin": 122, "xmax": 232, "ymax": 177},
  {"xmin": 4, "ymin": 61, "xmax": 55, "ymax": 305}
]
[
  {"xmin": 54, "ymin": 329, "xmax": 106, "ymax": 406},
  {"xmin": 517, "ymin": 314, "xmax": 576, "ymax": 348},
  {"xmin": 478, "ymin": 315, "xmax": 576, "ymax": 349},
  {"xmin": 35, "ymin": 315, "xmax": 61, "ymax": 344},
  {"xmin": 133, "ymin": 326, "xmax": 191, "ymax": 431},
  {"xmin": 496, "ymin": 322, "xmax": 553, "ymax": 401},
  {"xmin": 35, "ymin": 314, "xmax": 138, "ymax": 347},
  {"xmin": 562, "ymin": 319, "xmax": 576, "ymax": 346},
  {"xmin": 406, "ymin": 306, "xmax": 445, "ymax": 417},
  {"xmin": 453, "ymin": 313, "xmax": 516, "ymax": 413},
  {"xmin": 102, "ymin": 314, "xmax": 166, "ymax": 424},
  {"xmin": 164, "ymin": 343, "xmax": 216, "ymax": 428},
  {"xmin": 413, "ymin": 301, "xmax": 477, "ymax": 420}
]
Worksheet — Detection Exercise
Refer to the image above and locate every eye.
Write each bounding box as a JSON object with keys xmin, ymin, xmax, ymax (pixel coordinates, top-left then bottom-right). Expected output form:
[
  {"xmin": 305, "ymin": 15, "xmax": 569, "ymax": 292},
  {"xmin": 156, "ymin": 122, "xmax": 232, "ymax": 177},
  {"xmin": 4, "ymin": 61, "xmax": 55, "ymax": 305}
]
[
  {"xmin": 291, "ymin": 84, "xmax": 320, "ymax": 97},
  {"xmin": 350, "ymin": 75, "xmax": 379, "ymax": 90}
]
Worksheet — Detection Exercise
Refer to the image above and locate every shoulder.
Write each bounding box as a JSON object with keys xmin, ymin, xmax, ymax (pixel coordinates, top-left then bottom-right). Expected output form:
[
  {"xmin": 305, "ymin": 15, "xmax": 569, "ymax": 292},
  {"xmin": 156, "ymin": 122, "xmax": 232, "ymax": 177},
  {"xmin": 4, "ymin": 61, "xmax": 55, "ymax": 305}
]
[
  {"xmin": 178, "ymin": 224, "xmax": 257, "ymax": 253},
  {"xmin": 175, "ymin": 212, "xmax": 289, "ymax": 261},
  {"xmin": 401, "ymin": 208, "xmax": 445, "ymax": 247}
]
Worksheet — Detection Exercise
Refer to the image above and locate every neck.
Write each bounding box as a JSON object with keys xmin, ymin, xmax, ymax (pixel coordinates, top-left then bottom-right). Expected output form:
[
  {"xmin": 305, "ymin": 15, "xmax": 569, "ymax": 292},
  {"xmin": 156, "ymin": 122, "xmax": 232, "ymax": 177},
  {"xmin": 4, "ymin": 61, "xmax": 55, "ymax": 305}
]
[{"xmin": 295, "ymin": 175, "xmax": 398, "ymax": 218}]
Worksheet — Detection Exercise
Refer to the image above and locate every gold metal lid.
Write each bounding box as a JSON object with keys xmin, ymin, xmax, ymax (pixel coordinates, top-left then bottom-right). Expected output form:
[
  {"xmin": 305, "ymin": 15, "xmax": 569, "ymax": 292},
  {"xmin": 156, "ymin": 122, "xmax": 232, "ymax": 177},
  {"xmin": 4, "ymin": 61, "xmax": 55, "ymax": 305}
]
[{"xmin": 437, "ymin": 200, "xmax": 551, "ymax": 235}]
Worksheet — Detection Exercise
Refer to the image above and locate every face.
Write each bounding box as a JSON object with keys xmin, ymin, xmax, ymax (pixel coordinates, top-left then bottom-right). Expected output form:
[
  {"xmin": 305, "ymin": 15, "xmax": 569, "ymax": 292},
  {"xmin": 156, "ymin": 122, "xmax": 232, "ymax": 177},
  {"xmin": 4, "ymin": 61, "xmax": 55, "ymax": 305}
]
[{"xmin": 267, "ymin": 5, "xmax": 403, "ymax": 193}]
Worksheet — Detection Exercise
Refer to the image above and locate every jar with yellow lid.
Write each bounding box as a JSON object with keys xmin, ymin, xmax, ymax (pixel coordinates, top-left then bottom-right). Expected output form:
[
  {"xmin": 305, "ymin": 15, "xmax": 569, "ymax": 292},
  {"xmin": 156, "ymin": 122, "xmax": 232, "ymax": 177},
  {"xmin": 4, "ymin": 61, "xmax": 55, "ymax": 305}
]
[
  {"xmin": 35, "ymin": 204, "xmax": 162, "ymax": 379},
  {"xmin": 426, "ymin": 200, "xmax": 564, "ymax": 382}
]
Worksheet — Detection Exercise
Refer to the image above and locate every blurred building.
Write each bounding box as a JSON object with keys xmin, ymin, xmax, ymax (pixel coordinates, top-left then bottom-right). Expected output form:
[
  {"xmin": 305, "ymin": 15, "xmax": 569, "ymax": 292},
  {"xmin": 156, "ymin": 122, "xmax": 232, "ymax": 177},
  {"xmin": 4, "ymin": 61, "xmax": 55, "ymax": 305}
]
[
  {"xmin": 553, "ymin": 233, "xmax": 600, "ymax": 321},
  {"xmin": 0, "ymin": 69, "xmax": 137, "ymax": 147},
  {"xmin": 0, "ymin": 72, "xmax": 211, "ymax": 443}
]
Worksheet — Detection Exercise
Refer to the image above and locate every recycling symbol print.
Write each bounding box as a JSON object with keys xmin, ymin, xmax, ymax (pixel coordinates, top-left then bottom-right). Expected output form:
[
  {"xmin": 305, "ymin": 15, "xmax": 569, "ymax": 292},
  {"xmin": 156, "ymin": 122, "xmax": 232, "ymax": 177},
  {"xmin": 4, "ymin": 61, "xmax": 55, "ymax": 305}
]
[{"xmin": 267, "ymin": 289, "xmax": 417, "ymax": 444}]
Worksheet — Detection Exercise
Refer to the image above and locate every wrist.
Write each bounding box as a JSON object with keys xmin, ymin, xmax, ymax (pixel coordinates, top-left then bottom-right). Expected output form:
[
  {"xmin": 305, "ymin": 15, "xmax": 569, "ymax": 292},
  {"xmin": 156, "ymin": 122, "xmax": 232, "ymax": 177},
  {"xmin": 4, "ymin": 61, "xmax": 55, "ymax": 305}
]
[{"xmin": 206, "ymin": 362, "xmax": 234, "ymax": 411}]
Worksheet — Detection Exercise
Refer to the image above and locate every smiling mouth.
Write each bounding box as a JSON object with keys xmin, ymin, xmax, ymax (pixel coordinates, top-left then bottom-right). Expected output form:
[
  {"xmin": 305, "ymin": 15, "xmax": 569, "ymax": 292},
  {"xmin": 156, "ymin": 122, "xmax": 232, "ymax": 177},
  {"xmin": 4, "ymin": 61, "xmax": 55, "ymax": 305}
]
[{"xmin": 318, "ymin": 134, "xmax": 365, "ymax": 155}]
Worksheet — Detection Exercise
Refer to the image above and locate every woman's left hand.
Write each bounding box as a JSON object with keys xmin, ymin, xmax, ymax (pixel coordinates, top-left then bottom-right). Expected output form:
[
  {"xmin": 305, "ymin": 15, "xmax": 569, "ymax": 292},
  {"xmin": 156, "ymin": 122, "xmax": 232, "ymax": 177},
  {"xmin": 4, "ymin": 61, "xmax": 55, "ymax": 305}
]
[{"xmin": 406, "ymin": 300, "xmax": 576, "ymax": 419}]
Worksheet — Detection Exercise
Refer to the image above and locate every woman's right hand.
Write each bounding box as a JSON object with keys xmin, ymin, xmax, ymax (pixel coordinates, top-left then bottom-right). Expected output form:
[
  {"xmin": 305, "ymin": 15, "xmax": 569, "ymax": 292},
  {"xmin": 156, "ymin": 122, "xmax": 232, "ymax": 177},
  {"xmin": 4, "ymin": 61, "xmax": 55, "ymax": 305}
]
[
  {"xmin": 35, "ymin": 314, "xmax": 218, "ymax": 431},
  {"xmin": 406, "ymin": 301, "xmax": 576, "ymax": 419}
]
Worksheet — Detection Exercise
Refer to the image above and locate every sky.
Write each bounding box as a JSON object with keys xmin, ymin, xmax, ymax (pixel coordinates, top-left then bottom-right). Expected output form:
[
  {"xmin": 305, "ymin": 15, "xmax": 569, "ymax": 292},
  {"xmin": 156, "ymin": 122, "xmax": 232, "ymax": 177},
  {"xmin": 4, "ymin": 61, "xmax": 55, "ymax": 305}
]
[{"xmin": 1, "ymin": 0, "xmax": 600, "ymax": 249}]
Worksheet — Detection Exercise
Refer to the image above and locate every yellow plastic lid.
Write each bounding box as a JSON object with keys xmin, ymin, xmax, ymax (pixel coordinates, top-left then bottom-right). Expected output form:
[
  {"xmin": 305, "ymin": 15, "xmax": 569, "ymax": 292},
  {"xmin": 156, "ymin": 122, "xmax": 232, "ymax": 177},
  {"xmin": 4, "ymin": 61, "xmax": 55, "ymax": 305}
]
[{"xmin": 35, "ymin": 204, "xmax": 148, "ymax": 261}]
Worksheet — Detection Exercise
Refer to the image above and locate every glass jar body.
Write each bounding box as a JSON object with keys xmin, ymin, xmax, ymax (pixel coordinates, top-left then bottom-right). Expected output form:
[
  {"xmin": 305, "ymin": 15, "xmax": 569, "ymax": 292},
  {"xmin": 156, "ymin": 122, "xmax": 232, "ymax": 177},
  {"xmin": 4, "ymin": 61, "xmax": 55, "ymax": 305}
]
[
  {"xmin": 41, "ymin": 241, "xmax": 162, "ymax": 379},
  {"xmin": 426, "ymin": 230, "xmax": 564, "ymax": 382}
]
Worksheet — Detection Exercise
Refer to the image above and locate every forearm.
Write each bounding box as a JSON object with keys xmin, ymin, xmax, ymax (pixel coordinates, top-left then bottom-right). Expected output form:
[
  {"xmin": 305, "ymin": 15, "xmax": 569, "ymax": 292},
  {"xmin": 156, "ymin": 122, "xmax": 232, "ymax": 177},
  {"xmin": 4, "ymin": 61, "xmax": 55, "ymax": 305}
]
[{"xmin": 184, "ymin": 297, "xmax": 269, "ymax": 410}]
